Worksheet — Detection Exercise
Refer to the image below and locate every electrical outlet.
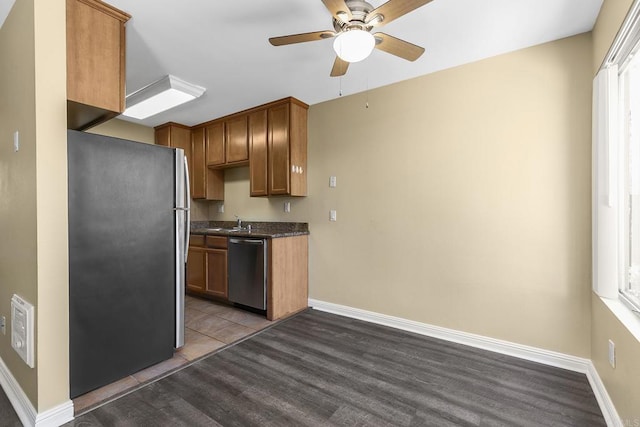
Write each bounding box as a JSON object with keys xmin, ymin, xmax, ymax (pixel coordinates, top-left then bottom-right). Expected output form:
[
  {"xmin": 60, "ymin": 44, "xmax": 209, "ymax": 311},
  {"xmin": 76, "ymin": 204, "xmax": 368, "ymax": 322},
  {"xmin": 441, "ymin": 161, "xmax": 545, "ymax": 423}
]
[
  {"xmin": 0, "ymin": 316, "xmax": 5, "ymax": 335},
  {"xmin": 284, "ymin": 202, "xmax": 291, "ymax": 213},
  {"xmin": 608, "ymin": 339, "xmax": 616, "ymax": 368},
  {"xmin": 329, "ymin": 176, "xmax": 337, "ymax": 188},
  {"xmin": 330, "ymin": 210, "xmax": 337, "ymax": 221}
]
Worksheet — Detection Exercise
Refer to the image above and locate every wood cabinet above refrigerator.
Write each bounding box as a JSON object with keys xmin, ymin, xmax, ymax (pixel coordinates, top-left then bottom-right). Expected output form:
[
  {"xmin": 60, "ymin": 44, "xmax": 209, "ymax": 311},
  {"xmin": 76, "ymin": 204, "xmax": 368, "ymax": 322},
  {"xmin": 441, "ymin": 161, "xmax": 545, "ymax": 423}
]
[{"xmin": 66, "ymin": 0, "xmax": 130, "ymax": 130}]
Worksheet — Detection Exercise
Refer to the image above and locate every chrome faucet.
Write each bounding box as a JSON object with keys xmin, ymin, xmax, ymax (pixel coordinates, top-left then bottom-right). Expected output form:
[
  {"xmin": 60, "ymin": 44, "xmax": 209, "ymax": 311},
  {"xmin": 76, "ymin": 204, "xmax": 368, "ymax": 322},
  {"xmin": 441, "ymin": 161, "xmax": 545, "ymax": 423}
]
[{"xmin": 234, "ymin": 215, "xmax": 242, "ymax": 229}]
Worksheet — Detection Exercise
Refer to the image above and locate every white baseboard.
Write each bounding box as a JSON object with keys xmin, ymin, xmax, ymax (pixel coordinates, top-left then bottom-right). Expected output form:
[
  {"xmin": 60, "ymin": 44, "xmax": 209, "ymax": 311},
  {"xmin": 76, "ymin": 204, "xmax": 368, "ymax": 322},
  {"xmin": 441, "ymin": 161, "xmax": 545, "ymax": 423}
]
[
  {"xmin": 586, "ymin": 361, "xmax": 623, "ymax": 427},
  {"xmin": 0, "ymin": 356, "xmax": 73, "ymax": 427},
  {"xmin": 309, "ymin": 298, "xmax": 622, "ymax": 427}
]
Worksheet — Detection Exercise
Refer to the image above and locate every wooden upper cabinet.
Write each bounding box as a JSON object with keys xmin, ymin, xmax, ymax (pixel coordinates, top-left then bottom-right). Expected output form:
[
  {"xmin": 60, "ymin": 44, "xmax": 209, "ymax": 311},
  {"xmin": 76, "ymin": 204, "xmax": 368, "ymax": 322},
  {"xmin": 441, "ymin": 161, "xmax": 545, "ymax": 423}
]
[
  {"xmin": 154, "ymin": 123, "xmax": 195, "ymax": 197},
  {"xmin": 154, "ymin": 126, "xmax": 170, "ymax": 147},
  {"xmin": 249, "ymin": 109, "xmax": 269, "ymax": 197},
  {"xmin": 156, "ymin": 123, "xmax": 223, "ymax": 201},
  {"xmin": 157, "ymin": 97, "xmax": 306, "ymax": 201},
  {"xmin": 154, "ymin": 123, "xmax": 191, "ymax": 156},
  {"xmin": 66, "ymin": 0, "xmax": 130, "ymax": 130},
  {"xmin": 191, "ymin": 127, "xmax": 206, "ymax": 199},
  {"xmin": 205, "ymin": 115, "xmax": 249, "ymax": 168},
  {"xmin": 251, "ymin": 97, "xmax": 308, "ymax": 197},
  {"xmin": 206, "ymin": 122, "xmax": 225, "ymax": 166},
  {"xmin": 226, "ymin": 116, "xmax": 249, "ymax": 164},
  {"xmin": 192, "ymin": 126, "xmax": 224, "ymax": 201},
  {"xmin": 268, "ymin": 103, "xmax": 291, "ymax": 196}
]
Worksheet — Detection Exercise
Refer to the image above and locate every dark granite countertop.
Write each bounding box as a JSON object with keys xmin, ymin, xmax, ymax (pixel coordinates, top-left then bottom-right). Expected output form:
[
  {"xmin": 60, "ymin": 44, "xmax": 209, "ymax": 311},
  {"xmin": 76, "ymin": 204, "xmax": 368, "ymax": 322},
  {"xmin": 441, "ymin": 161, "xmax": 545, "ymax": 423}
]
[{"xmin": 191, "ymin": 221, "xmax": 309, "ymax": 238}]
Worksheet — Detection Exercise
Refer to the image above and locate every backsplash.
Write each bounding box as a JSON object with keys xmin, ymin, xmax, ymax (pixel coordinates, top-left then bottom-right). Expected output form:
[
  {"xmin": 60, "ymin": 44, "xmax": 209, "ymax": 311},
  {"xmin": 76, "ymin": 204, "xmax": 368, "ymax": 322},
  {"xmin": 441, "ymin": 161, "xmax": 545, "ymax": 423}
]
[{"xmin": 190, "ymin": 199, "xmax": 210, "ymax": 221}]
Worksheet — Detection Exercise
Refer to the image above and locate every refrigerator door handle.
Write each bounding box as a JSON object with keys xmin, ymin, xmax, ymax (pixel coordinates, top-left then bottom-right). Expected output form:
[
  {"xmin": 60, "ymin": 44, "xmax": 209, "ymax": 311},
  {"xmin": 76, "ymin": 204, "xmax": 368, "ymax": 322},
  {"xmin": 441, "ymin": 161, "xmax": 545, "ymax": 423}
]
[{"xmin": 183, "ymin": 156, "xmax": 191, "ymax": 262}]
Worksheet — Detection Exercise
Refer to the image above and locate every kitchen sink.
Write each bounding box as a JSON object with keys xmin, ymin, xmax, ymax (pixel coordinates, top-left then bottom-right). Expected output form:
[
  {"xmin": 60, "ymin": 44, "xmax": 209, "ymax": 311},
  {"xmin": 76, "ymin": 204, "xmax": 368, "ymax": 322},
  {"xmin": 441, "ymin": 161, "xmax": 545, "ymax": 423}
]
[{"xmin": 205, "ymin": 227, "xmax": 243, "ymax": 233}]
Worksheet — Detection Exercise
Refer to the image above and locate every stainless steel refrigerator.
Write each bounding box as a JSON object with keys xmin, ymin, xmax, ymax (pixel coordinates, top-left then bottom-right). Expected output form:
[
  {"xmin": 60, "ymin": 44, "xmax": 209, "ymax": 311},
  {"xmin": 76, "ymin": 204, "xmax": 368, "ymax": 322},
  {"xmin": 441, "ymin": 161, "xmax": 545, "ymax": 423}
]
[{"xmin": 68, "ymin": 129, "xmax": 189, "ymax": 398}]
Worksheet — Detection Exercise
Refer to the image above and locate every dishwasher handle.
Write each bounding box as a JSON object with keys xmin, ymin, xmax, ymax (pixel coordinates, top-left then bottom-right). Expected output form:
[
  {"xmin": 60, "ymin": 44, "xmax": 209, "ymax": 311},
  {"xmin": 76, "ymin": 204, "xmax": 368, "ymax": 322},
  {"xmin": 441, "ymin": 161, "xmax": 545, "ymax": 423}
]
[{"xmin": 229, "ymin": 238, "xmax": 265, "ymax": 245}]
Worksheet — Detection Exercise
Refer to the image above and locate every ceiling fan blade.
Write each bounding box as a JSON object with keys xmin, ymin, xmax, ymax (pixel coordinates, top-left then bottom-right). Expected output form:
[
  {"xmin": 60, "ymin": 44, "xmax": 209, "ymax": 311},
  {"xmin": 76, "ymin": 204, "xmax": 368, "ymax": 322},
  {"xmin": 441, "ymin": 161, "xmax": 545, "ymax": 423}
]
[
  {"xmin": 321, "ymin": 0, "xmax": 352, "ymax": 22},
  {"xmin": 366, "ymin": 0, "xmax": 434, "ymax": 27},
  {"xmin": 330, "ymin": 56, "xmax": 349, "ymax": 77},
  {"xmin": 374, "ymin": 33, "xmax": 425, "ymax": 61},
  {"xmin": 269, "ymin": 30, "xmax": 336, "ymax": 46}
]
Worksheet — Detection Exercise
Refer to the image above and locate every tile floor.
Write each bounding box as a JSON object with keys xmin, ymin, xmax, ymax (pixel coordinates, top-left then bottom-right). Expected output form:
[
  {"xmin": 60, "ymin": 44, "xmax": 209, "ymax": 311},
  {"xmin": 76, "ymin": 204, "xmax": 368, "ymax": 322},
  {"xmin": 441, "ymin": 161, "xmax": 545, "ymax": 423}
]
[{"xmin": 72, "ymin": 295, "xmax": 275, "ymax": 416}]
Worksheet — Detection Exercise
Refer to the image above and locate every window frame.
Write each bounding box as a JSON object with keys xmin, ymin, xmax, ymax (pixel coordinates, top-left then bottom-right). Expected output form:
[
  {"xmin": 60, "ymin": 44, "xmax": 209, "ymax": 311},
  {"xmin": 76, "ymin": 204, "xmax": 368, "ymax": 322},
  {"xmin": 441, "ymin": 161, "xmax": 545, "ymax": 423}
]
[
  {"xmin": 594, "ymin": 0, "xmax": 640, "ymax": 320},
  {"xmin": 618, "ymin": 51, "xmax": 640, "ymax": 314}
]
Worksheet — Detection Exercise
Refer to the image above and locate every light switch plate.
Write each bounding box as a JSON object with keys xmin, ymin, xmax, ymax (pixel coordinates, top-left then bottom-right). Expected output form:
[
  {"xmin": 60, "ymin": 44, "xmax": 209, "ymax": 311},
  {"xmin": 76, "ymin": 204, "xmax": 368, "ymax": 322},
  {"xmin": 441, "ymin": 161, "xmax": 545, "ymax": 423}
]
[
  {"xmin": 13, "ymin": 131, "xmax": 19, "ymax": 152},
  {"xmin": 0, "ymin": 316, "xmax": 5, "ymax": 335},
  {"xmin": 330, "ymin": 210, "xmax": 337, "ymax": 221}
]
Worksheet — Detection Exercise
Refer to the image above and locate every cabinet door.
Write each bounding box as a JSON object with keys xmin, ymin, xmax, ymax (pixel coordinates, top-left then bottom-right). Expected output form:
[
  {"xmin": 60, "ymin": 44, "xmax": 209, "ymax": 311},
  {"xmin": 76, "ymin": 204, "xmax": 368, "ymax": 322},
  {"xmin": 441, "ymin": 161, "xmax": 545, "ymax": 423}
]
[
  {"xmin": 170, "ymin": 126, "xmax": 193, "ymax": 199},
  {"xmin": 66, "ymin": 0, "xmax": 128, "ymax": 112},
  {"xmin": 154, "ymin": 126, "xmax": 170, "ymax": 146},
  {"xmin": 249, "ymin": 109, "xmax": 269, "ymax": 197},
  {"xmin": 187, "ymin": 247, "xmax": 206, "ymax": 294},
  {"xmin": 226, "ymin": 115, "xmax": 249, "ymax": 164},
  {"xmin": 191, "ymin": 128, "xmax": 206, "ymax": 199},
  {"xmin": 206, "ymin": 249, "xmax": 228, "ymax": 299},
  {"xmin": 268, "ymin": 103, "xmax": 291, "ymax": 195},
  {"xmin": 206, "ymin": 122, "xmax": 225, "ymax": 166}
]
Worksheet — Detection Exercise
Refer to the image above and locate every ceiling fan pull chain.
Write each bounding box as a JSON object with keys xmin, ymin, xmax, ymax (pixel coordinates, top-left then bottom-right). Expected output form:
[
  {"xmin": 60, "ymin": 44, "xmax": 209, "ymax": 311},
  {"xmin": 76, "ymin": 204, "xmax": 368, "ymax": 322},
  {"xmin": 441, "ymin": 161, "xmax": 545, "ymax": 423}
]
[
  {"xmin": 339, "ymin": 75, "xmax": 343, "ymax": 96},
  {"xmin": 365, "ymin": 75, "xmax": 369, "ymax": 109}
]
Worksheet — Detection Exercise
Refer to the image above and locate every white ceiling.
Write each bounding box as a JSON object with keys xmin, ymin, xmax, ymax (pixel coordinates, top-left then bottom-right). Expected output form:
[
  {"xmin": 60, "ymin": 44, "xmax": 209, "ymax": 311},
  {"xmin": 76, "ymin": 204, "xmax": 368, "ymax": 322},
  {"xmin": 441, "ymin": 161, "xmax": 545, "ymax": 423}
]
[
  {"xmin": 0, "ymin": 0, "xmax": 16, "ymax": 30},
  {"xmin": 107, "ymin": 0, "xmax": 604, "ymax": 128}
]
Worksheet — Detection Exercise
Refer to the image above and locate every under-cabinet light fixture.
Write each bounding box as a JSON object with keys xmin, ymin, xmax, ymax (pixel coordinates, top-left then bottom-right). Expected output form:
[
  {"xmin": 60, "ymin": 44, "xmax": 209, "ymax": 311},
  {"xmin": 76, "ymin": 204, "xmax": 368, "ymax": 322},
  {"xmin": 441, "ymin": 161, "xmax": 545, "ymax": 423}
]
[{"xmin": 121, "ymin": 75, "xmax": 206, "ymax": 120}]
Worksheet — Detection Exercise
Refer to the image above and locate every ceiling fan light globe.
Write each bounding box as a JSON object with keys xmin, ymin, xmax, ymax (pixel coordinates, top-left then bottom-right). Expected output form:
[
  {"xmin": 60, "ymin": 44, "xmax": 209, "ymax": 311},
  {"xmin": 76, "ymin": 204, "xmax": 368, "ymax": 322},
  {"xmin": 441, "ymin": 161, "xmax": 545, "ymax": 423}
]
[{"xmin": 333, "ymin": 29, "xmax": 375, "ymax": 63}]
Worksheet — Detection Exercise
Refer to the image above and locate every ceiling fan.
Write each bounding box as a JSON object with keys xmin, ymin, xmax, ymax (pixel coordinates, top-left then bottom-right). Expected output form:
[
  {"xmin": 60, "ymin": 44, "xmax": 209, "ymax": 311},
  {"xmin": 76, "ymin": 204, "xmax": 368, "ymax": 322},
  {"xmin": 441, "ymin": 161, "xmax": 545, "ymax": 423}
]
[{"xmin": 269, "ymin": 0, "xmax": 433, "ymax": 77}]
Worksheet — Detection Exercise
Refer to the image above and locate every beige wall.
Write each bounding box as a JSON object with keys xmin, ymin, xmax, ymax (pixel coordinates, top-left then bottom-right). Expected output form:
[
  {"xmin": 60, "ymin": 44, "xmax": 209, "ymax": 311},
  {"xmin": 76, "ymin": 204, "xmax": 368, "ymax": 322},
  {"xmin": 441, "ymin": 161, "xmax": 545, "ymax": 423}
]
[
  {"xmin": 33, "ymin": 0, "xmax": 68, "ymax": 412},
  {"xmin": 0, "ymin": 0, "xmax": 39, "ymax": 405},
  {"xmin": 210, "ymin": 34, "xmax": 594, "ymax": 357},
  {"xmin": 89, "ymin": 118, "xmax": 155, "ymax": 144},
  {"xmin": 0, "ymin": 0, "xmax": 68, "ymax": 411},
  {"xmin": 591, "ymin": 296, "xmax": 640, "ymax": 422},
  {"xmin": 591, "ymin": 0, "xmax": 640, "ymax": 423}
]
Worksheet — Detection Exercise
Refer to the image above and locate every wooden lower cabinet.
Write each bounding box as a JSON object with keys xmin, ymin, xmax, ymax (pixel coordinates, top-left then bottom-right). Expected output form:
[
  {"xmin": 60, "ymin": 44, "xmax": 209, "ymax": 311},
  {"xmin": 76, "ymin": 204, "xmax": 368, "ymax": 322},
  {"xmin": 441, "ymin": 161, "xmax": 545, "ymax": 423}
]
[
  {"xmin": 267, "ymin": 235, "xmax": 308, "ymax": 321},
  {"xmin": 186, "ymin": 246, "xmax": 207, "ymax": 294},
  {"xmin": 187, "ymin": 235, "xmax": 228, "ymax": 300},
  {"xmin": 187, "ymin": 234, "xmax": 309, "ymax": 320},
  {"xmin": 205, "ymin": 246, "xmax": 228, "ymax": 299}
]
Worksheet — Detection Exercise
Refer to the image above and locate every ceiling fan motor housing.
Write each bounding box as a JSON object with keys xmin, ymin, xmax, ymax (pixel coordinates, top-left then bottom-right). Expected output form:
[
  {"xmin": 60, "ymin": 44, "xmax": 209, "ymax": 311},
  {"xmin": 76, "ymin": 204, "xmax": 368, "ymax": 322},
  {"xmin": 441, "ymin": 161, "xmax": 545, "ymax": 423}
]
[{"xmin": 333, "ymin": 0, "xmax": 376, "ymax": 32}]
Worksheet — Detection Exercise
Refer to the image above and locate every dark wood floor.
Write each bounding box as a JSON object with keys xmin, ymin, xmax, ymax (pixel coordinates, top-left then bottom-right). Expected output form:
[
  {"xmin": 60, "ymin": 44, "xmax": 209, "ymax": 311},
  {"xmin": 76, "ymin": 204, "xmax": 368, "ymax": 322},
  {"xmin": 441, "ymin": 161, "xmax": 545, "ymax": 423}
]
[
  {"xmin": 0, "ymin": 384, "xmax": 21, "ymax": 427},
  {"xmin": 66, "ymin": 309, "xmax": 606, "ymax": 426}
]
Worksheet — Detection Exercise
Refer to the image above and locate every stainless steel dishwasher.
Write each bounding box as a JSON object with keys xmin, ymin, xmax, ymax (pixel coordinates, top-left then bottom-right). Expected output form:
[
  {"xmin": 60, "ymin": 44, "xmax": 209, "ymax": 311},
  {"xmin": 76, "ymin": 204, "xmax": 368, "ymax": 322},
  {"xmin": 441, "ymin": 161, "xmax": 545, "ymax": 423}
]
[{"xmin": 228, "ymin": 237, "xmax": 267, "ymax": 310}]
